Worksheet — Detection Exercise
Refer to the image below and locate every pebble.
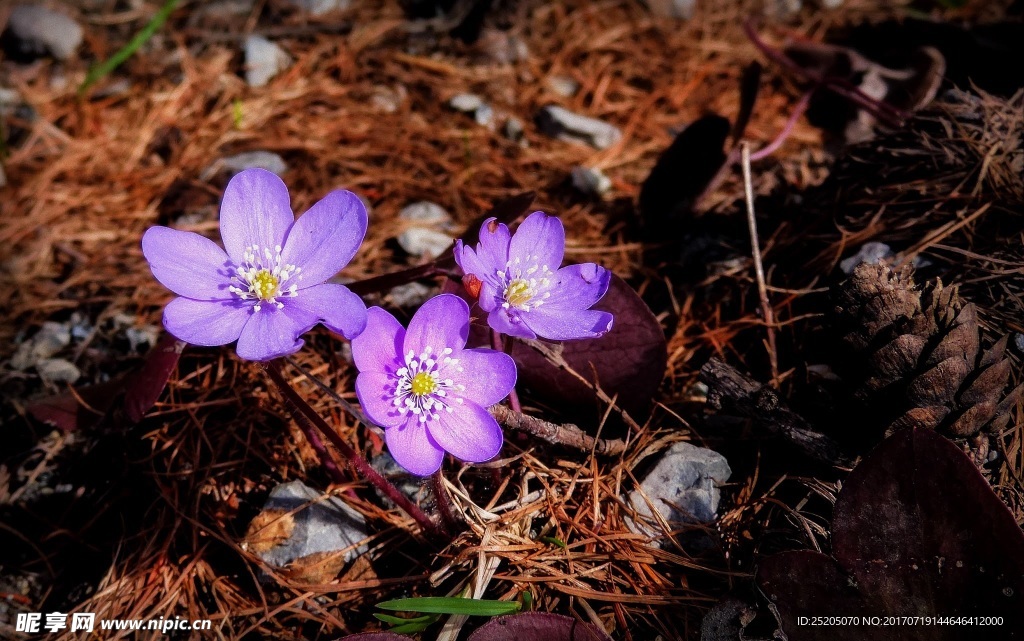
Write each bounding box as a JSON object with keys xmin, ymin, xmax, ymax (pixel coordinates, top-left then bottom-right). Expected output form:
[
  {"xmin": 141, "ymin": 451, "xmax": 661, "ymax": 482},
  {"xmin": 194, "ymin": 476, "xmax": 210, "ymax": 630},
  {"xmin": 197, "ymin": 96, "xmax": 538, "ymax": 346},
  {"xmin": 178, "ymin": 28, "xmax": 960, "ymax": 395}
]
[
  {"xmin": 1013, "ymin": 334, "xmax": 1024, "ymax": 354},
  {"xmin": 536, "ymin": 105, "xmax": 622, "ymax": 150},
  {"xmin": 36, "ymin": 358, "xmax": 82, "ymax": 384},
  {"xmin": 546, "ymin": 76, "xmax": 579, "ymax": 98},
  {"xmin": 387, "ymin": 282, "xmax": 433, "ymax": 308},
  {"xmin": 449, "ymin": 93, "xmax": 494, "ymax": 127},
  {"xmin": 626, "ymin": 441, "xmax": 731, "ymax": 541},
  {"xmin": 0, "ymin": 88, "xmax": 22, "ymax": 116},
  {"xmin": 244, "ymin": 35, "xmax": 291, "ymax": 87},
  {"xmin": 249, "ymin": 481, "xmax": 369, "ymax": 577},
  {"xmin": 125, "ymin": 326, "xmax": 160, "ymax": 353},
  {"xmin": 11, "ymin": 322, "xmax": 71, "ymax": 371},
  {"xmin": 370, "ymin": 453, "xmax": 427, "ymax": 507},
  {"xmin": 478, "ymin": 29, "xmax": 529, "ymax": 65},
  {"xmin": 839, "ymin": 241, "xmax": 894, "ymax": 274},
  {"xmin": 398, "ymin": 228, "xmax": 454, "ymax": 259},
  {"xmin": 370, "ymin": 85, "xmax": 407, "ymax": 113},
  {"xmin": 285, "ymin": 0, "xmax": 351, "ymax": 15},
  {"xmin": 221, "ymin": 150, "xmax": 288, "ymax": 176},
  {"xmin": 399, "ymin": 201, "xmax": 452, "ymax": 227},
  {"xmin": 571, "ymin": 166, "xmax": 612, "ymax": 197},
  {"xmin": 504, "ymin": 116, "xmax": 525, "ymax": 143},
  {"xmin": 5, "ymin": 5, "xmax": 83, "ymax": 61},
  {"xmin": 646, "ymin": 0, "xmax": 697, "ymax": 19}
]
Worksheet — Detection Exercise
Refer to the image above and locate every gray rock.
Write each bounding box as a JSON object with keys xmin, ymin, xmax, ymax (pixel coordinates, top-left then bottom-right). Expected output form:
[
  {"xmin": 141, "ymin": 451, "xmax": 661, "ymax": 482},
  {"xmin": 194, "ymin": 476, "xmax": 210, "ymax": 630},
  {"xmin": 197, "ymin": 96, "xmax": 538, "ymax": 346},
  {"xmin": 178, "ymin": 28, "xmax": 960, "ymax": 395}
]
[
  {"xmin": 36, "ymin": 358, "xmax": 81, "ymax": 384},
  {"xmin": 839, "ymin": 241, "xmax": 894, "ymax": 274},
  {"xmin": 285, "ymin": 0, "xmax": 351, "ymax": 15},
  {"xmin": 646, "ymin": 0, "xmax": 697, "ymax": 19},
  {"xmin": 244, "ymin": 35, "xmax": 291, "ymax": 87},
  {"xmin": 449, "ymin": 93, "xmax": 494, "ymax": 126},
  {"xmin": 370, "ymin": 85, "xmax": 406, "ymax": 113},
  {"xmin": 221, "ymin": 150, "xmax": 288, "ymax": 176},
  {"xmin": 6, "ymin": 5, "xmax": 83, "ymax": 60},
  {"xmin": 11, "ymin": 322, "xmax": 71, "ymax": 371},
  {"xmin": 504, "ymin": 116, "xmax": 525, "ymax": 143},
  {"xmin": 399, "ymin": 201, "xmax": 452, "ymax": 227},
  {"xmin": 254, "ymin": 480, "xmax": 369, "ymax": 571},
  {"xmin": 478, "ymin": 28, "xmax": 529, "ymax": 65},
  {"xmin": 1014, "ymin": 333, "xmax": 1024, "ymax": 354},
  {"xmin": 370, "ymin": 452, "xmax": 426, "ymax": 506},
  {"xmin": 546, "ymin": 76, "xmax": 579, "ymax": 97},
  {"xmin": 125, "ymin": 326, "xmax": 160, "ymax": 353},
  {"xmin": 0, "ymin": 88, "xmax": 22, "ymax": 116},
  {"xmin": 536, "ymin": 106, "xmax": 622, "ymax": 150},
  {"xmin": 398, "ymin": 228, "xmax": 453, "ymax": 259},
  {"xmin": 626, "ymin": 441, "xmax": 731, "ymax": 540},
  {"xmin": 387, "ymin": 282, "xmax": 433, "ymax": 308},
  {"xmin": 571, "ymin": 166, "xmax": 612, "ymax": 197}
]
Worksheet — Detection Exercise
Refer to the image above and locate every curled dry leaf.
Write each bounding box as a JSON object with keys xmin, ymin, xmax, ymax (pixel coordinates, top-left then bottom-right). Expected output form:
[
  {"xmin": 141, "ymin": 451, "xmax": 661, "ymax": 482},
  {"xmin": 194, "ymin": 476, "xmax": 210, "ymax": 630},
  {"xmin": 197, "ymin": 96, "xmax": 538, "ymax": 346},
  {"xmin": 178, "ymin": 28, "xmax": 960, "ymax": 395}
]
[
  {"xmin": 468, "ymin": 613, "xmax": 612, "ymax": 641},
  {"xmin": 757, "ymin": 427, "xmax": 1024, "ymax": 640}
]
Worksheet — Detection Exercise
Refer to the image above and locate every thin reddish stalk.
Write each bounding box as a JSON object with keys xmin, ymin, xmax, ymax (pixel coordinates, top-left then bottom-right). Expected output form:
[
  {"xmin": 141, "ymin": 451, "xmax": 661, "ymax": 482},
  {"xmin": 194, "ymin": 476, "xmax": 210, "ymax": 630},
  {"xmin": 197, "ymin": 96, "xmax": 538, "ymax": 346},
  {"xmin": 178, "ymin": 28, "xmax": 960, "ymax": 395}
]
[
  {"xmin": 262, "ymin": 360, "xmax": 444, "ymax": 538},
  {"xmin": 430, "ymin": 470, "xmax": 460, "ymax": 532},
  {"xmin": 491, "ymin": 329, "xmax": 523, "ymax": 413}
]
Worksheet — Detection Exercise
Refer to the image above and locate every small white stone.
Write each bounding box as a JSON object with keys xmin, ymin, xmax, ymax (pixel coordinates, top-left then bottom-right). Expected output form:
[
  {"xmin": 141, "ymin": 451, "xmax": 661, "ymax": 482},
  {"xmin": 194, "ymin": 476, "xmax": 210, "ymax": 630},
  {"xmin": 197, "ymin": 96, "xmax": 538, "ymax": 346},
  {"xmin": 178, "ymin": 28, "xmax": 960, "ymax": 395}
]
[
  {"xmin": 537, "ymin": 105, "xmax": 622, "ymax": 150},
  {"xmin": 285, "ymin": 0, "xmax": 350, "ymax": 15},
  {"xmin": 839, "ymin": 242, "xmax": 894, "ymax": 274},
  {"xmin": 125, "ymin": 326, "xmax": 160, "ymax": 353},
  {"xmin": 387, "ymin": 282, "xmax": 433, "ymax": 308},
  {"xmin": 398, "ymin": 228, "xmax": 454, "ymax": 259},
  {"xmin": 244, "ymin": 35, "xmax": 291, "ymax": 87},
  {"xmin": 221, "ymin": 150, "xmax": 288, "ymax": 176},
  {"xmin": 7, "ymin": 5, "xmax": 83, "ymax": 60},
  {"xmin": 11, "ymin": 322, "xmax": 71, "ymax": 371},
  {"xmin": 399, "ymin": 201, "xmax": 452, "ymax": 226},
  {"xmin": 36, "ymin": 358, "xmax": 82, "ymax": 384},
  {"xmin": 571, "ymin": 166, "xmax": 612, "ymax": 197},
  {"xmin": 449, "ymin": 93, "xmax": 485, "ymax": 113},
  {"xmin": 546, "ymin": 76, "xmax": 579, "ymax": 97}
]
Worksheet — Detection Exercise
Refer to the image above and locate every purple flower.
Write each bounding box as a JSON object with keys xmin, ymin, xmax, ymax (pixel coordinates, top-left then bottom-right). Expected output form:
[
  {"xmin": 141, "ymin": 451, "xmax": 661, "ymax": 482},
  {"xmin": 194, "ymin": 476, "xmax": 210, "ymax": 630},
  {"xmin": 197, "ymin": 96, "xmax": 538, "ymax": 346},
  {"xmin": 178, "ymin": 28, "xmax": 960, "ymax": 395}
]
[
  {"xmin": 142, "ymin": 168, "xmax": 368, "ymax": 361},
  {"xmin": 454, "ymin": 211, "xmax": 614, "ymax": 340},
  {"xmin": 350, "ymin": 294, "xmax": 516, "ymax": 476}
]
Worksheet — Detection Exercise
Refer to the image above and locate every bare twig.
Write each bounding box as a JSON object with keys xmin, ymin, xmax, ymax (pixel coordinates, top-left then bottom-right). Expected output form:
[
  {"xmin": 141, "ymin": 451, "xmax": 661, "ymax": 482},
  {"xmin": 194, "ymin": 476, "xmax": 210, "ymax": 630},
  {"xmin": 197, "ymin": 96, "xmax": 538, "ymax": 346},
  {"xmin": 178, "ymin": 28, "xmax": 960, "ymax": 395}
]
[
  {"xmin": 741, "ymin": 142, "xmax": 779, "ymax": 384},
  {"xmin": 489, "ymin": 404, "xmax": 627, "ymax": 456}
]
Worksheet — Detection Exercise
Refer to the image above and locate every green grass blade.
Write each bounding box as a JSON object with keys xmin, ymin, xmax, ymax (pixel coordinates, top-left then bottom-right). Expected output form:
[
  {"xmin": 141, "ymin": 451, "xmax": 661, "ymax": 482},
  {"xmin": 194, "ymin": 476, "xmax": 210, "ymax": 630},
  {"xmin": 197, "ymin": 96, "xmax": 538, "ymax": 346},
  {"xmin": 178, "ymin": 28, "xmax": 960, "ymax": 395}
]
[
  {"xmin": 376, "ymin": 597, "xmax": 521, "ymax": 616},
  {"xmin": 373, "ymin": 613, "xmax": 435, "ymax": 625},
  {"xmin": 79, "ymin": 0, "xmax": 179, "ymax": 95}
]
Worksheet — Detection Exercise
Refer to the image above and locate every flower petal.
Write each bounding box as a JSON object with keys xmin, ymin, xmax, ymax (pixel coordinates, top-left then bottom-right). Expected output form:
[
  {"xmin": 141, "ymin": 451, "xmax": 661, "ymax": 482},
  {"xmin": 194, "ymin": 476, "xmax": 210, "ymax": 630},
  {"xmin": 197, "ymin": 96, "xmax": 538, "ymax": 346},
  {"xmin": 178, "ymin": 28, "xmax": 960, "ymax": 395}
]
[
  {"xmin": 404, "ymin": 294, "xmax": 470, "ymax": 355},
  {"xmin": 386, "ymin": 419, "xmax": 446, "ymax": 476},
  {"xmin": 427, "ymin": 399, "xmax": 503, "ymax": 464},
  {"xmin": 487, "ymin": 307, "xmax": 535, "ymax": 340},
  {"xmin": 523, "ymin": 307, "xmax": 613, "ymax": 341},
  {"xmin": 448, "ymin": 349, "xmax": 516, "ymax": 408},
  {"xmin": 355, "ymin": 372, "xmax": 407, "ymax": 428},
  {"xmin": 453, "ymin": 241, "xmax": 497, "ymax": 287},
  {"xmin": 281, "ymin": 190, "xmax": 368, "ymax": 287},
  {"xmin": 142, "ymin": 227, "xmax": 234, "ymax": 300},
  {"xmin": 351, "ymin": 307, "xmax": 406, "ymax": 373},
  {"xmin": 235, "ymin": 307, "xmax": 309, "ymax": 361},
  {"xmin": 473, "ymin": 217, "xmax": 512, "ymax": 271},
  {"xmin": 162, "ymin": 297, "xmax": 250, "ymax": 346},
  {"xmin": 508, "ymin": 211, "xmax": 564, "ymax": 271},
  {"xmin": 543, "ymin": 263, "xmax": 611, "ymax": 311},
  {"xmin": 219, "ymin": 168, "xmax": 294, "ymax": 260},
  {"xmin": 286, "ymin": 283, "xmax": 367, "ymax": 339},
  {"xmin": 478, "ymin": 281, "xmax": 502, "ymax": 312}
]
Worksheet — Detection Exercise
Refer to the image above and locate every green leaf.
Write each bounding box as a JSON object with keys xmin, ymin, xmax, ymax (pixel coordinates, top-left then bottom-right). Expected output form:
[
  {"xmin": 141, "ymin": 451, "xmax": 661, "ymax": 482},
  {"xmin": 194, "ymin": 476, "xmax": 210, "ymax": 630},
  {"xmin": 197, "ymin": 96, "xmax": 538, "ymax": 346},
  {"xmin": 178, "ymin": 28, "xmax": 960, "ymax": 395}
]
[
  {"xmin": 376, "ymin": 597, "xmax": 521, "ymax": 616},
  {"xmin": 373, "ymin": 613, "xmax": 435, "ymax": 625},
  {"xmin": 79, "ymin": 0, "xmax": 179, "ymax": 95},
  {"xmin": 538, "ymin": 536, "xmax": 567, "ymax": 548}
]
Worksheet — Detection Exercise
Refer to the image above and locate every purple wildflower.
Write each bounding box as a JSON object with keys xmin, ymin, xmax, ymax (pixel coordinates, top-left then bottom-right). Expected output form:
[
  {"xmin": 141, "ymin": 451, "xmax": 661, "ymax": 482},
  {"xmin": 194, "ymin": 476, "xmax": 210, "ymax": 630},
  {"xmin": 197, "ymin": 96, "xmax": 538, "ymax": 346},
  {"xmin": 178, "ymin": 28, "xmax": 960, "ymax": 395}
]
[
  {"xmin": 454, "ymin": 211, "xmax": 613, "ymax": 341},
  {"xmin": 142, "ymin": 168, "xmax": 368, "ymax": 361},
  {"xmin": 351, "ymin": 294, "xmax": 516, "ymax": 476}
]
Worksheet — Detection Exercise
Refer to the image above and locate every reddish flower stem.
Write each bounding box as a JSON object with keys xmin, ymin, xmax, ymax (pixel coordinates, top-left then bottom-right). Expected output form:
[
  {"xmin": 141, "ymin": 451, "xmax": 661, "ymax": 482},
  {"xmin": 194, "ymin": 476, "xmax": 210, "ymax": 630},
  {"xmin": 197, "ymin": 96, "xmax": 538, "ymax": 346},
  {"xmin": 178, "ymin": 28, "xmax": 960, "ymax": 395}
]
[
  {"xmin": 430, "ymin": 470, "xmax": 461, "ymax": 533},
  {"xmin": 262, "ymin": 360, "xmax": 444, "ymax": 538},
  {"xmin": 491, "ymin": 329, "xmax": 523, "ymax": 413}
]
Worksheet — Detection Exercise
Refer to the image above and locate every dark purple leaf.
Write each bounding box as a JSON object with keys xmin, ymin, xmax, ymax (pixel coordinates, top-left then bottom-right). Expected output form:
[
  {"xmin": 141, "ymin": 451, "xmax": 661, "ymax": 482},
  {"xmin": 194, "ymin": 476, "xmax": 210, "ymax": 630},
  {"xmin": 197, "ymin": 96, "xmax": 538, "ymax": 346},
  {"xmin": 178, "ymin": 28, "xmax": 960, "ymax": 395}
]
[
  {"xmin": 468, "ymin": 613, "xmax": 611, "ymax": 641},
  {"xmin": 509, "ymin": 274, "xmax": 666, "ymax": 420},
  {"xmin": 758, "ymin": 427, "xmax": 1024, "ymax": 640},
  {"xmin": 124, "ymin": 333, "xmax": 185, "ymax": 423},
  {"xmin": 26, "ymin": 379, "xmax": 124, "ymax": 432}
]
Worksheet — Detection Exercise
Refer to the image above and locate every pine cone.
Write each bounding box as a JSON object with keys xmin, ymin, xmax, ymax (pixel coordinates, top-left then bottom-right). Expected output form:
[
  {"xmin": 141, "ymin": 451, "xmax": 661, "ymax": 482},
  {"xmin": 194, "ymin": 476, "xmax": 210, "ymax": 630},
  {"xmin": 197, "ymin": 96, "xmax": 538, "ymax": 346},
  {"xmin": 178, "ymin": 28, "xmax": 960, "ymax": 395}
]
[{"xmin": 831, "ymin": 263, "xmax": 1021, "ymax": 437}]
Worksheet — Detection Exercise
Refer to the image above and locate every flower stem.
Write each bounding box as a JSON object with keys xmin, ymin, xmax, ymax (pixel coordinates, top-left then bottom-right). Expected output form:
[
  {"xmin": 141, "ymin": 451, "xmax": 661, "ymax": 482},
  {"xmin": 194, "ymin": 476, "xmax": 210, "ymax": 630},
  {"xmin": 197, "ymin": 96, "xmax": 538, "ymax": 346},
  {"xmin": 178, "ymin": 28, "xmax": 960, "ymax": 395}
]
[
  {"xmin": 491, "ymin": 329, "xmax": 523, "ymax": 413},
  {"xmin": 262, "ymin": 360, "xmax": 445, "ymax": 538},
  {"xmin": 430, "ymin": 470, "xmax": 461, "ymax": 533}
]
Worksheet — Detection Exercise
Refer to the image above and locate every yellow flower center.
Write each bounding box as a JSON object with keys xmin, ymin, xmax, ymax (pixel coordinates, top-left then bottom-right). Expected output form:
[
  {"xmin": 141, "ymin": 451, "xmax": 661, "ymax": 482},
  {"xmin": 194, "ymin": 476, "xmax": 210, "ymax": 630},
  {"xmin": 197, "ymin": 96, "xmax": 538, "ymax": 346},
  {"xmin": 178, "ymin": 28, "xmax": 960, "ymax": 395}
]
[
  {"xmin": 410, "ymin": 371, "xmax": 437, "ymax": 397},
  {"xmin": 503, "ymin": 279, "xmax": 534, "ymax": 308},
  {"xmin": 250, "ymin": 269, "xmax": 280, "ymax": 301}
]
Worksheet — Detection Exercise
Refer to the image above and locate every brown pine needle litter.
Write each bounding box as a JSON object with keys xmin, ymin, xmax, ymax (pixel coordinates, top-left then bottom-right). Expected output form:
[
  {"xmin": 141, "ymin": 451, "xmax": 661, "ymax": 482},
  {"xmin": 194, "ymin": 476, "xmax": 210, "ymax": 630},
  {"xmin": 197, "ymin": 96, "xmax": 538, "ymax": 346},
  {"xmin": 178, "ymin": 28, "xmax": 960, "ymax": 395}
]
[{"xmin": 2, "ymin": 1, "xmax": 1021, "ymax": 640}]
